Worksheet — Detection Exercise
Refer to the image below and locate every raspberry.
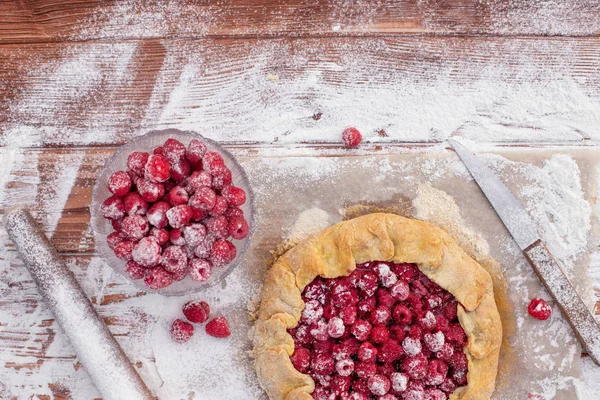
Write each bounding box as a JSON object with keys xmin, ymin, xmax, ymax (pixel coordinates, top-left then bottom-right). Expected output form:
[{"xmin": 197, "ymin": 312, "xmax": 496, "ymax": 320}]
[
  {"xmin": 203, "ymin": 151, "xmax": 225, "ymax": 175},
  {"xmin": 149, "ymin": 227, "xmax": 170, "ymax": 245},
  {"xmin": 145, "ymin": 154, "xmax": 171, "ymax": 183},
  {"xmin": 332, "ymin": 338, "xmax": 360, "ymax": 360},
  {"xmin": 449, "ymin": 351, "xmax": 468, "ymax": 372},
  {"xmin": 191, "ymin": 207, "xmax": 208, "ymax": 222},
  {"xmin": 137, "ymin": 179, "xmax": 165, "ymax": 203},
  {"xmin": 294, "ymin": 325, "xmax": 312, "ymax": 346},
  {"xmin": 162, "ymin": 138, "xmax": 186, "ymax": 163},
  {"xmin": 331, "ymin": 375, "xmax": 352, "ymax": 396},
  {"xmin": 446, "ymin": 323, "xmax": 467, "ymax": 346},
  {"xmin": 411, "ymin": 280, "xmax": 429, "ymax": 297},
  {"xmin": 370, "ymin": 306, "xmax": 391, "ymax": 326},
  {"xmin": 350, "ymin": 320, "xmax": 372, "ymax": 341},
  {"xmin": 392, "ymin": 304, "xmax": 412, "ymax": 324},
  {"xmin": 378, "ymin": 362, "xmax": 396, "ymax": 378},
  {"xmin": 221, "ymin": 185, "xmax": 246, "ymax": 207},
  {"xmin": 391, "ymin": 372, "xmax": 408, "ymax": 392},
  {"xmin": 108, "ymin": 170, "xmax": 133, "ymax": 197},
  {"xmin": 101, "ymin": 195, "xmax": 126, "ymax": 220},
  {"xmin": 290, "ymin": 347, "xmax": 311, "ymax": 373},
  {"xmin": 439, "ymin": 377, "xmax": 457, "ymax": 393},
  {"xmin": 452, "ymin": 370, "xmax": 467, "ymax": 386},
  {"xmin": 205, "ymin": 215, "xmax": 229, "ymax": 239},
  {"xmin": 367, "ymin": 374, "xmax": 390, "ymax": 396},
  {"xmin": 170, "ymin": 159, "xmax": 191, "ymax": 182},
  {"xmin": 425, "ymin": 359, "xmax": 448, "ymax": 386},
  {"xmin": 379, "ymin": 339, "xmax": 404, "ymax": 364},
  {"xmin": 303, "ymin": 278, "xmax": 328, "ymax": 303},
  {"xmin": 376, "ymin": 288, "xmax": 395, "ymax": 308},
  {"xmin": 182, "ymin": 300, "xmax": 210, "ymax": 324},
  {"xmin": 404, "ymin": 385, "xmax": 426, "ymax": 400},
  {"xmin": 373, "ymin": 263, "xmax": 398, "ymax": 288},
  {"xmin": 528, "ymin": 298, "xmax": 552, "ymax": 320},
  {"xmin": 111, "ymin": 218, "xmax": 123, "ymax": 232},
  {"xmin": 223, "ymin": 207, "xmax": 244, "ymax": 219},
  {"xmin": 390, "ymin": 280, "xmax": 410, "ymax": 301},
  {"xmin": 188, "ymin": 171, "xmax": 213, "ymax": 192},
  {"xmin": 121, "ymin": 215, "xmax": 150, "ymax": 241},
  {"xmin": 153, "ymin": 146, "xmax": 164, "ymax": 155},
  {"xmin": 312, "ymin": 386, "xmax": 332, "ymax": 400},
  {"xmin": 210, "ymin": 239, "xmax": 236, "ymax": 267},
  {"xmin": 313, "ymin": 339, "xmax": 334, "ymax": 354},
  {"xmin": 311, "ymin": 352, "xmax": 335, "ymax": 375},
  {"xmin": 310, "ymin": 320, "xmax": 329, "ymax": 341},
  {"xmin": 442, "ymin": 301, "xmax": 458, "ymax": 321},
  {"xmin": 209, "ymin": 195, "xmax": 228, "ymax": 217},
  {"xmin": 127, "ymin": 151, "xmax": 150, "ymax": 176},
  {"xmin": 145, "ymin": 201, "xmax": 169, "ymax": 229},
  {"xmin": 328, "ymin": 317, "xmax": 345, "ymax": 338},
  {"xmin": 169, "ymin": 228, "xmax": 186, "ymax": 246},
  {"xmin": 114, "ymin": 240, "xmax": 134, "ymax": 260},
  {"xmin": 212, "ymin": 167, "xmax": 232, "ymax": 190},
  {"xmin": 425, "ymin": 294, "xmax": 442, "ymax": 311},
  {"xmin": 161, "ymin": 245, "xmax": 188, "ymax": 274},
  {"xmin": 342, "ymin": 127, "xmax": 362, "ymax": 148},
  {"xmin": 403, "ymin": 354, "xmax": 428, "ymax": 380},
  {"xmin": 301, "ymin": 299, "xmax": 324, "ymax": 325},
  {"xmin": 424, "ymin": 331, "xmax": 445, "ymax": 353},
  {"xmin": 182, "ymin": 223, "xmax": 207, "ymax": 247},
  {"xmin": 357, "ymin": 297, "xmax": 377, "ymax": 316},
  {"xmin": 425, "ymin": 388, "xmax": 446, "ymax": 400},
  {"xmin": 186, "ymin": 139, "xmax": 206, "ymax": 168},
  {"xmin": 125, "ymin": 260, "xmax": 146, "ymax": 280},
  {"xmin": 166, "ymin": 204, "xmax": 193, "ymax": 228},
  {"xmin": 335, "ymin": 358, "xmax": 354, "ymax": 376},
  {"xmin": 144, "ymin": 267, "xmax": 173, "ymax": 289},
  {"xmin": 358, "ymin": 341, "xmax": 378, "ymax": 362},
  {"xmin": 189, "ymin": 186, "xmax": 217, "ymax": 211},
  {"xmin": 164, "ymin": 179, "xmax": 177, "ymax": 193},
  {"xmin": 205, "ymin": 316, "xmax": 231, "ymax": 338},
  {"xmin": 188, "ymin": 258, "xmax": 212, "ymax": 282},
  {"xmin": 436, "ymin": 315, "xmax": 450, "ymax": 333},
  {"xmin": 352, "ymin": 378, "xmax": 370, "ymax": 396},
  {"xmin": 132, "ymin": 236, "xmax": 162, "ymax": 267},
  {"xmin": 331, "ymin": 288, "xmax": 359, "ymax": 308},
  {"xmin": 389, "ymin": 325, "xmax": 406, "ymax": 343},
  {"xmin": 357, "ymin": 272, "xmax": 378, "ymax": 297},
  {"xmin": 193, "ymin": 236, "xmax": 214, "ymax": 259},
  {"xmin": 123, "ymin": 192, "xmax": 148, "ymax": 216},
  {"xmin": 167, "ymin": 186, "xmax": 189, "ymax": 206},
  {"xmin": 171, "ymin": 267, "xmax": 188, "ymax": 282},
  {"xmin": 370, "ymin": 326, "xmax": 389, "ymax": 344},
  {"xmin": 170, "ymin": 319, "xmax": 194, "ymax": 343},
  {"xmin": 408, "ymin": 325, "xmax": 423, "ymax": 340},
  {"xmin": 418, "ymin": 311, "xmax": 437, "ymax": 332},
  {"xmin": 339, "ymin": 305, "xmax": 357, "ymax": 326},
  {"xmin": 436, "ymin": 343, "xmax": 454, "ymax": 361},
  {"xmin": 107, "ymin": 231, "xmax": 126, "ymax": 249}
]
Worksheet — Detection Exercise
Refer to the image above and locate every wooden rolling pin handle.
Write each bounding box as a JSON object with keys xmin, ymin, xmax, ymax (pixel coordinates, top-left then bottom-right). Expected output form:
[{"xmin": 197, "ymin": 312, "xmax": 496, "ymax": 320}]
[{"xmin": 524, "ymin": 239, "xmax": 600, "ymax": 366}]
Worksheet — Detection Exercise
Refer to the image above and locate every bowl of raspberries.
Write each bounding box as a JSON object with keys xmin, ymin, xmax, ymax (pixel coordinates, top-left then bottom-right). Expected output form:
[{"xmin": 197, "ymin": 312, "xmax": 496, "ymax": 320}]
[{"xmin": 91, "ymin": 129, "xmax": 254, "ymax": 295}]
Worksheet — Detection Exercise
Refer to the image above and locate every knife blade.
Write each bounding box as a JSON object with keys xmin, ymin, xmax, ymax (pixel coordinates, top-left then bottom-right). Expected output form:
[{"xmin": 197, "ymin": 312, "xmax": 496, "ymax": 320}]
[{"xmin": 449, "ymin": 138, "xmax": 600, "ymax": 366}]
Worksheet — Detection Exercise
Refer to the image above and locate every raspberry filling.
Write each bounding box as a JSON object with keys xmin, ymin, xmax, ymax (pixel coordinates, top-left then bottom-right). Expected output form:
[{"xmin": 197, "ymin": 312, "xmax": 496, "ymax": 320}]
[{"xmin": 288, "ymin": 261, "xmax": 469, "ymax": 400}]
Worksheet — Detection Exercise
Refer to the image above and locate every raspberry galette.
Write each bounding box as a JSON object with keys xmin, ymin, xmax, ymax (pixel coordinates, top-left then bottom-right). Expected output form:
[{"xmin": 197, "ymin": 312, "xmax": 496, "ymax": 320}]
[{"xmin": 253, "ymin": 213, "xmax": 502, "ymax": 400}]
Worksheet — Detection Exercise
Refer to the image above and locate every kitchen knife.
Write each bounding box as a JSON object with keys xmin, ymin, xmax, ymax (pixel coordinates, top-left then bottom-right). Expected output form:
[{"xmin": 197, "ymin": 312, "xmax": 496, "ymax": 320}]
[{"xmin": 449, "ymin": 138, "xmax": 600, "ymax": 366}]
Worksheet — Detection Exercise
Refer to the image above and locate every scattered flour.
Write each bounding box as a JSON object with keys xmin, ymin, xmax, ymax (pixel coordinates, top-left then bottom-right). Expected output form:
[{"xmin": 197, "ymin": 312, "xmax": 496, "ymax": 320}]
[{"xmin": 286, "ymin": 208, "xmax": 332, "ymax": 245}]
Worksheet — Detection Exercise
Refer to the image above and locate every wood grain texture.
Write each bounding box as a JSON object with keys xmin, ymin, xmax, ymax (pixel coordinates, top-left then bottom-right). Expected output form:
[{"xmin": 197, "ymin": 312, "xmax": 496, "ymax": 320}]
[
  {"xmin": 1, "ymin": 0, "xmax": 598, "ymax": 44},
  {"xmin": 2, "ymin": 36, "xmax": 600, "ymax": 147}
]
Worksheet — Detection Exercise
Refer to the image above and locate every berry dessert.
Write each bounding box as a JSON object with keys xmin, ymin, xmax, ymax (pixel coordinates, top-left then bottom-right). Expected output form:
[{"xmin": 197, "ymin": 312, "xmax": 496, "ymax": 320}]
[
  {"xmin": 100, "ymin": 137, "xmax": 250, "ymax": 290},
  {"xmin": 253, "ymin": 213, "xmax": 502, "ymax": 400}
]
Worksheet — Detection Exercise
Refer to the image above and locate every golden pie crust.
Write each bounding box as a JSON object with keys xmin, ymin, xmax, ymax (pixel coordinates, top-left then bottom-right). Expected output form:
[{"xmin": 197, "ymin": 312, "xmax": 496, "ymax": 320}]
[{"xmin": 253, "ymin": 213, "xmax": 502, "ymax": 400}]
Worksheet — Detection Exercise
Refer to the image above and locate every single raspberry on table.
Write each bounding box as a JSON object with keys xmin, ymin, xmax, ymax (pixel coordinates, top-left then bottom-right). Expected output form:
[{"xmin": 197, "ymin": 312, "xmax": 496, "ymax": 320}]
[
  {"xmin": 210, "ymin": 239, "xmax": 237, "ymax": 267},
  {"xmin": 528, "ymin": 298, "xmax": 552, "ymax": 320},
  {"xmin": 125, "ymin": 260, "xmax": 146, "ymax": 280},
  {"xmin": 221, "ymin": 185, "xmax": 246, "ymax": 207},
  {"xmin": 108, "ymin": 170, "xmax": 133, "ymax": 197},
  {"xmin": 170, "ymin": 319, "xmax": 194, "ymax": 343},
  {"xmin": 183, "ymin": 300, "xmax": 210, "ymax": 324},
  {"xmin": 144, "ymin": 267, "xmax": 173, "ymax": 289},
  {"xmin": 127, "ymin": 151, "xmax": 150, "ymax": 176},
  {"xmin": 123, "ymin": 192, "xmax": 148, "ymax": 216},
  {"xmin": 144, "ymin": 154, "xmax": 171, "ymax": 183},
  {"xmin": 162, "ymin": 138, "xmax": 187, "ymax": 164},
  {"xmin": 205, "ymin": 316, "xmax": 231, "ymax": 338},
  {"xmin": 186, "ymin": 139, "xmax": 206, "ymax": 169},
  {"xmin": 188, "ymin": 258, "xmax": 212, "ymax": 282},
  {"xmin": 101, "ymin": 195, "xmax": 126, "ymax": 220},
  {"xmin": 342, "ymin": 127, "xmax": 362, "ymax": 148}
]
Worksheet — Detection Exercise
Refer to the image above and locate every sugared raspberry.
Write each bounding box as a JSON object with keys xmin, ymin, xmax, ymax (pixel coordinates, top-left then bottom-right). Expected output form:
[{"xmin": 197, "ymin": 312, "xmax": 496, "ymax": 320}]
[
  {"xmin": 403, "ymin": 354, "xmax": 428, "ymax": 380},
  {"xmin": 169, "ymin": 228, "xmax": 186, "ymax": 246},
  {"xmin": 331, "ymin": 375, "xmax": 352, "ymax": 396},
  {"xmin": 182, "ymin": 300, "xmax": 210, "ymax": 324},
  {"xmin": 209, "ymin": 195, "xmax": 228, "ymax": 217},
  {"xmin": 225, "ymin": 214, "xmax": 249, "ymax": 240},
  {"xmin": 390, "ymin": 280, "xmax": 410, "ymax": 301},
  {"xmin": 127, "ymin": 151, "xmax": 150, "ymax": 176},
  {"xmin": 370, "ymin": 306, "xmax": 391, "ymax": 326},
  {"xmin": 339, "ymin": 305, "xmax": 357, "ymax": 326},
  {"xmin": 373, "ymin": 263, "xmax": 398, "ymax": 288},
  {"xmin": 411, "ymin": 280, "xmax": 429, "ymax": 297},
  {"xmin": 404, "ymin": 384, "xmax": 426, "ymax": 400},
  {"xmin": 392, "ymin": 304, "xmax": 412, "ymax": 324},
  {"xmin": 301, "ymin": 299, "xmax": 324, "ymax": 325},
  {"xmin": 153, "ymin": 146, "xmax": 163, "ymax": 155},
  {"xmin": 161, "ymin": 245, "xmax": 188, "ymax": 274},
  {"xmin": 170, "ymin": 319, "xmax": 194, "ymax": 343},
  {"xmin": 149, "ymin": 227, "xmax": 170, "ymax": 245},
  {"xmin": 171, "ymin": 266, "xmax": 188, "ymax": 282},
  {"xmin": 188, "ymin": 171, "xmax": 213, "ymax": 192},
  {"xmin": 425, "ymin": 359, "xmax": 448, "ymax": 386},
  {"xmin": 389, "ymin": 325, "xmax": 406, "ymax": 343},
  {"xmin": 342, "ymin": 127, "xmax": 362, "ymax": 148},
  {"xmin": 223, "ymin": 207, "xmax": 244, "ymax": 219},
  {"xmin": 332, "ymin": 288, "xmax": 359, "ymax": 308},
  {"xmin": 145, "ymin": 201, "xmax": 169, "ymax": 229},
  {"xmin": 221, "ymin": 185, "xmax": 246, "ymax": 207},
  {"xmin": 123, "ymin": 192, "xmax": 148, "ymax": 215},
  {"xmin": 376, "ymin": 288, "xmax": 395, "ymax": 308},
  {"xmin": 144, "ymin": 267, "xmax": 173, "ymax": 289},
  {"xmin": 167, "ymin": 186, "xmax": 189, "ymax": 206},
  {"xmin": 310, "ymin": 320, "xmax": 329, "ymax": 341},
  {"xmin": 378, "ymin": 339, "xmax": 404, "ymax": 363},
  {"xmin": 358, "ymin": 296, "xmax": 377, "ymax": 315},
  {"xmin": 101, "ymin": 195, "xmax": 126, "ymax": 220},
  {"xmin": 313, "ymin": 339, "xmax": 334, "ymax": 355},
  {"xmin": 528, "ymin": 298, "xmax": 552, "ymax": 320},
  {"xmin": 352, "ymin": 378, "xmax": 371, "ymax": 396},
  {"xmin": 290, "ymin": 347, "xmax": 311, "ymax": 373},
  {"xmin": 436, "ymin": 314, "xmax": 450, "ymax": 332},
  {"xmin": 188, "ymin": 258, "xmax": 212, "ymax": 282},
  {"xmin": 114, "ymin": 240, "xmax": 134, "ymax": 260},
  {"xmin": 132, "ymin": 236, "xmax": 161, "ymax": 267},
  {"xmin": 418, "ymin": 311, "xmax": 437, "ymax": 332},
  {"xmin": 121, "ymin": 215, "xmax": 150, "ymax": 241},
  {"xmin": 294, "ymin": 325, "xmax": 312, "ymax": 346},
  {"xmin": 442, "ymin": 301, "xmax": 458, "ymax": 321},
  {"xmin": 357, "ymin": 272, "xmax": 378, "ymax": 297},
  {"xmin": 166, "ymin": 204, "xmax": 193, "ymax": 228},
  {"xmin": 351, "ymin": 320, "xmax": 372, "ymax": 341},
  {"xmin": 190, "ymin": 207, "xmax": 208, "ymax": 222},
  {"xmin": 107, "ymin": 231, "xmax": 126, "ymax": 249},
  {"xmin": 210, "ymin": 239, "xmax": 236, "ymax": 267},
  {"xmin": 182, "ymin": 223, "xmax": 207, "ymax": 247},
  {"xmin": 303, "ymin": 278, "xmax": 327, "ymax": 303},
  {"xmin": 370, "ymin": 326, "xmax": 389, "ymax": 344},
  {"xmin": 137, "ymin": 178, "xmax": 165, "ymax": 202},
  {"xmin": 452, "ymin": 370, "xmax": 467, "ymax": 386},
  {"xmin": 108, "ymin": 170, "xmax": 133, "ymax": 197},
  {"xmin": 449, "ymin": 351, "xmax": 468, "ymax": 372},
  {"xmin": 358, "ymin": 342, "xmax": 378, "ymax": 362},
  {"xmin": 312, "ymin": 386, "xmax": 332, "ymax": 400},
  {"xmin": 162, "ymin": 138, "xmax": 186, "ymax": 164},
  {"xmin": 203, "ymin": 151, "xmax": 225, "ymax": 175},
  {"xmin": 391, "ymin": 372, "xmax": 408, "ymax": 393},
  {"xmin": 145, "ymin": 154, "xmax": 171, "ymax": 183},
  {"xmin": 328, "ymin": 317, "xmax": 345, "ymax": 338},
  {"xmin": 204, "ymin": 215, "xmax": 228, "ymax": 239},
  {"xmin": 425, "ymin": 294, "xmax": 442, "ymax": 311},
  {"xmin": 332, "ymin": 338, "xmax": 360, "ymax": 360},
  {"xmin": 367, "ymin": 374, "xmax": 390, "ymax": 396},
  {"xmin": 111, "ymin": 218, "xmax": 123, "ymax": 232},
  {"xmin": 205, "ymin": 316, "xmax": 231, "ymax": 338},
  {"xmin": 424, "ymin": 331, "xmax": 445, "ymax": 353},
  {"xmin": 186, "ymin": 139, "xmax": 206, "ymax": 169},
  {"xmin": 408, "ymin": 325, "xmax": 423, "ymax": 340},
  {"xmin": 189, "ymin": 186, "xmax": 216, "ymax": 211},
  {"xmin": 311, "ymin": 352, "xmax": 335, "ymax": 375},
  {"xmin": 425, "ymin": 388, "xmax": 446, "ymax": 400},
  {"xmin": 335, "ymin": 358, "xmax": 354, "ymax": 377},
  {"xmin": 193, "ymin": 236, "xmax": 214, "ymax": 259},
  {"xmin": 211, "ymin": 167, "xmax": 232, "ymax": 190},
  {"xmin": 439, "ymin": 377, "xmax": 457, "ymax": 393},
  {"xmin": 170, "ymin": 159, "xmax": 191, "ymax": 182},
  {"xmin": 125, "ymin": 260, "xmax": 146, "ymax": 280},
  {"xmin": 445, "ymin": 323, "xmax": 467, "ymax": 346},
  {"xmin": 436, "ymin": 342, "xmax": 454, "ymax": 361}
]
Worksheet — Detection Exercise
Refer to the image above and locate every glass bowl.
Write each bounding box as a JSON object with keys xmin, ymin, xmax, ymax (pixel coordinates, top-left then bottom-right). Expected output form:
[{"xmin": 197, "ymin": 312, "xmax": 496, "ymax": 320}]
[{"xmin": 90, "ymin": 129, "xmax": 255, "ymax": 296}]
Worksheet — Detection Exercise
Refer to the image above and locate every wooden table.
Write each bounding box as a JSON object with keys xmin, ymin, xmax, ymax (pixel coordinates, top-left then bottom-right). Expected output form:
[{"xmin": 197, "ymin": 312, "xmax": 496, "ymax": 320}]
[{"xmin": 1, "ymin": 1, "xmax": 600, "ymax": 399}]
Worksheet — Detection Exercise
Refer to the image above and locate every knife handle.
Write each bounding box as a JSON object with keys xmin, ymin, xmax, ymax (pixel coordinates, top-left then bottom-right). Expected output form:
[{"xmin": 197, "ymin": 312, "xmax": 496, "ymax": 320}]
[{"xmin": 524, "ymin": 240, "xmax": 600, "ymax": 365}]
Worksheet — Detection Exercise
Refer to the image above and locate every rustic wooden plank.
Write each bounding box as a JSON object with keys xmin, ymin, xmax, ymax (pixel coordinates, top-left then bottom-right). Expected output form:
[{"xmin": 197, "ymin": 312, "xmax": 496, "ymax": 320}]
[
  {"xmin": 1, "ymin": 0, "xmax": 599, "ymax": 44},
  {"xmin": 2, "ymin": 36, "xmax": 600, "ymax": 147}
]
